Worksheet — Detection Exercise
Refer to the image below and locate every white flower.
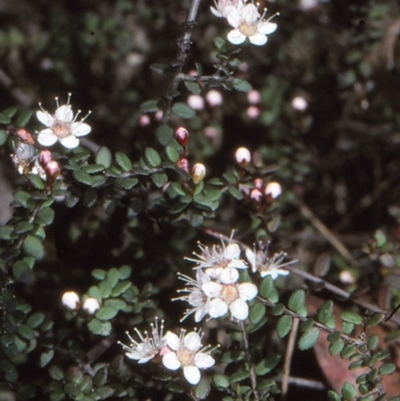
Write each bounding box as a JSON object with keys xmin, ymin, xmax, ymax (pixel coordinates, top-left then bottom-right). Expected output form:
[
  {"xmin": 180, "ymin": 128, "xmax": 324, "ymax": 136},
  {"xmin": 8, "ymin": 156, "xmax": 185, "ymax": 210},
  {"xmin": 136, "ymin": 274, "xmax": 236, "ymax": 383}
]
[
  {"xmin": 202, "ymin": 267, "xmax": 258, "ymax": 320},
  {"xmin": 174, "ymin": 270, "xmax": 211, "ymax": 322},
  {"xmin": 226, "ymin": 3, "xmax": 278, "ymax": 46},
  {"xmin": 119, "ymin": 318, "xmax": 167, "ymax": 364},
  {"xmin": 162, "ymin": 330, "xmax": 215, "ymax": 385},
  {"xmin": 211, "ymin": 0, "xmax": 243, "ymax": 18},
  {"xmin": 82, "ymin": 297, "xmax": 100, "ymax": 314},
  {"xmin": 246, "ymin": 244, "xmax": 296, "ymax": 279},
  {"xmin": 185, "ymin": 234, "xmax": 247, "ymax": 271},
  {"xmin": 36, "ymin": 93, "xmax": 91, "ymax": 149},
  {"xmin": 62, "ymin": 291, "xmax": 80, "ymax": 310}
]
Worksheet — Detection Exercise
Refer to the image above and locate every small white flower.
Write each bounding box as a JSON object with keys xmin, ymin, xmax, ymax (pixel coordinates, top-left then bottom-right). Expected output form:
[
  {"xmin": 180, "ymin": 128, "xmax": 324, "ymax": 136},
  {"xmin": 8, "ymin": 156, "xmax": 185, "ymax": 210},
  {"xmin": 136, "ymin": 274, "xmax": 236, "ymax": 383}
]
[
  {"xmin": 185, "ymin": 234, "xmax": 247, "ymax": 271},
  {"xmin": 36, "ymin": 93, "xmax": 91, "ymax": 149},
  {"xmin": 211, "ymin": 0, "xmax": 244, "ymax": 18},
  {"xmin": 246, "ymin": 244, "xmax": 296, "ymax": 279},
  {"xmin": 202, "ymin": 267, "xmax": 258, "ymax": 320},
  {"xmin": 62, "ymin": 291, "xmax": 80, "ymax": 310},
  {"xmin": 226, "ymin": 3, "xmax": 278, "ymax": 46},
  {"xmin": 174, "ymin": 270, "xmax": 211, "ymax": 322},
  {"xmin": 119, "ymin": 318, "xmax": 167, "ymax": 364},
  {"xmin": 82, "ymin": 297, "xmax": 100, "ymax": 314},
  {"xmin": 162, "ymin": 330, "xmax": 215, "ymax": 385}
]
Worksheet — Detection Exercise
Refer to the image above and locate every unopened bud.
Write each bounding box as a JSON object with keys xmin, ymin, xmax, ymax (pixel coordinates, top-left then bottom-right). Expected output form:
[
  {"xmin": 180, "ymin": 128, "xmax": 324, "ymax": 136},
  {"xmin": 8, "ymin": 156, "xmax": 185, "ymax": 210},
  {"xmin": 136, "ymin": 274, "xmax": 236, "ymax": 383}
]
[
  {"xmin": 254, "ymin": 178, "xmax": 263, "ymax": 189},
  {"xmin": 45, "ymin": 160, "xmax": 61, "ymax": 178},
  {"xmin": 247, "ymin": 90, "xmax": 261, "ymax": 104},
  {"xmin": 187, "ymin": 95, "xmax": 204, "ymax": 110},
  {"xmin": 39, "ymin": 150, "xmax": 53, "ymax": 168},
  {"xmin": 235, "ymin": 147, "xmax": 251, "ymax": 166},
  {"xmin": 62, "ymin": 291, "xmax": 80, "ymax": 310},
  {"xmin": 176, "ymin": 158, "xmax": 189, "ymax": 173},
  {"xmin": 82, "ymin": 297, "xmax": 100, "ymax": 314},
  {"xmin": 191, "ymin": 163, "xmax": 206, "ymax": 184},
  {"xmin": 291, "ymin": 96, "xmax": 308, "ymax": 111},
  {"xmin": 16, "ymin": 128, "xmax": 35, "ymax": 145},
  {"xmin": 250, "ymin": 188, "xmax": 263, "ymax": 202},
  {"xmin": 265, "ymin": 182, "xmax": 282, "ymax": 200},
  {"xmin": 246, "ymin": 106, "xmax": 260, "ymax": 119},
  {"xmin": 139, "ymin": 114, "xmax": 151, "ymax": 126},
  {"xmin": 206, "ymin": 90, "xmax": 223, "ymax": 107},
  {"xmin": 175, "ymin": 127, "xmax": 189, "ymax": 147}
]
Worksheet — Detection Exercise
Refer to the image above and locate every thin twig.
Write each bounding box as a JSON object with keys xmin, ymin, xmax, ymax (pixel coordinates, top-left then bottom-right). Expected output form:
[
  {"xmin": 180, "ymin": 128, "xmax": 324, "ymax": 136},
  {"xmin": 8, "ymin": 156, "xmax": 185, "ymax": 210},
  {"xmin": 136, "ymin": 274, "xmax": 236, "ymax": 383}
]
[{"xmin": 281, "ymin": 317, "xmax": 299, "ymax": 399}]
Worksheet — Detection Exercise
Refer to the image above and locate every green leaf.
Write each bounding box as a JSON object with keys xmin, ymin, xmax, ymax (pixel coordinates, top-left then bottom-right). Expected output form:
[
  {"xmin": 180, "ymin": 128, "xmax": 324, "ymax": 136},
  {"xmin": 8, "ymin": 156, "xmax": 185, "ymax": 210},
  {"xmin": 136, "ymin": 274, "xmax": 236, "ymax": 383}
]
[
  {"xmin": 288, "ymin": 290, "xmax": 308, "ymax": 317},
  {"xmin": 317, "ymin": 300, "xmax": 335, "ymax": 329},
  {"xmin": 327, "ymin": 390, "xmax": 341, "ymax": 401},
  {"xmin": 73, "ymin": 170, "xmax": 94, "ymax": 186},
  {"xmin": 0, "ymin": 129, "xmax": 7, "ymax": 145},
  {"xmin": 40, "ymin": 349, "xmax": 54, "ymax": 367},
  {"xmin": 259, "ymin": 276, "xmax": 279, "ymax": 302},
  {"xmin": 341, "ymin": 382, "xmax": 357, "ymax": 401},
  {"xmin": 367, "ymin": 334, "xmax": 379, "ymax": 351},
  {"xmin": 214, "ymin": 36, "xmax": 228, "ymax": 53},
  {"xmin": 379, "ymin": 363, "xmax": 396, "ymax": 376},
  {"xmin": 96, "ymin": 146, "xmax": 112, "ymax": 168},
  {"xmin": 342, "ymin": 321, "xmax": 355, "ymax": 334},
  {"xmin": 184, "ymin": 81, "xmax": 202, "ymax": 95},
  {"xmin": 213, "ymin": 374, "xmax": 229, "ymax": 389},
  {"xmin": 111, "ymin": 281, "xmax": 131, "ymax": 297},
  {"xmin": 255, "ymin": 354, "xmax": 281, "ymax": 376},
  {"xmin": 150, "ymin": 63, "xmax": 169, "ymax": 74},
  {"xmin": 117, "ymin": 177, "xmax": 138, "ymax": 190},
  {"xmin": 341, "ymin": 311, "xmax": 363, "ymax": 325},
  {"xmin": 92, "ymin": 269, "xmax": 106, "ymax": 280},
  {"xmin": 145, "ymin": 147, "xmax": 162, "ymax": 167},
  {"xmin": 49, "ymin": 366, "xmax": 64, "ymax": 381},
  {"xmin": 87, "ymin": 319, "xmax": 111, "ymax": 336},
  {"xmin": 18, "ymin": 323, "xmax": 34, "ymax": 340},
  {"xmin": 140, "ymin": 99, "xmax": 160, "ymax": 113},
  {"xmin": 12, "ymin": 261, "xmax": 32, "ymax": 283},
  {"xmin": 249, "ymin": 302, "xmax": 266, "ymax": 325},
  {"xmin": 156, "ymin": 125, "xmax": 173, "ymax": 146},
  {"xmin": 115, "ymin": 152, "xmax": 132, "ymax": 171},
  {"xmin": 0, "ymin": 112, "xmax": 11, "ymax": 124},
  {"xmin": 23, "ymin": 235, "xmax": 44, "ymax": 260},
  {"xmin": 0, "ymin": 225, "xmax": 14, "ymax": 240},
  {"xmin": 229, "ymin": 370, "xmax": 250, "ymax": 383},
  {"xmin": 366, "ymin": 312, "xmax": 385, "ymax": 327},
  {"xmin": 88, "ymin": 286, "xmax": 103, "ymax": 303},
  {"xmin": 95, "ymin": 306, "xmax": 118, "ymax": 321},
  {"xmin": 194, "ymin": 377, "xmax": 210, "ymax": 400},
  {"xmin": 27, "ymin": 312, "xmax": 45, "ymax": 328},
  {"xmin": 166, "ymin": 145, "xmax": 180, "ymax": 163},
  {"xmin": 277, "ymin": 315, "xmax": 293, "ymax": 339},
  {"xmin": 228, "ymin": 186, "xmax": 243, "ymax": 200},
  {"xmin": 106, "ymin": 268, "xmax": 120, "ymax": 288},
  {"xmin": 104, "ymin": 298, "xmax": 127, "ymax": 310},
  {"xmin": 96, "ymin": 386, "xmax": 114, "ymax": 399},
  {"xmin": 233, "ymin": 78, "xmax": 252, "ymax": 92},
  {"xmin": 16, "ymin": 110, "xmax": 33, "ymax": 127},
  {"xmin": 151, "ymin": 172, "xmax": 168, "ymax": 188},
  {"xmin": 14, "ymin": 221, "xmax": 34, "ymax": 234},
  {"xmin": 98, "ymin": 280, "xmax": 112, "ymax": 298},
  {"xmin": 83, "ymin": 163, "xmax": 106, "ymax": 174},
  {"xmin": 328, "ymin": 339, "xmax": 344, "ymax": 355},
  {"xmin": 27, "ymin": 174, "xmax": 45, "ymax": 190},
  {"xmin": 36, "ymin": 207, "xmax": 55, "ymax": 225},
  {"xmin": 171, "ymin": 102, "xmax": 196, "ymax": 119},
  {"xmin": 298, "ymin": 327, "xmax": 320, "ymax": 350}
]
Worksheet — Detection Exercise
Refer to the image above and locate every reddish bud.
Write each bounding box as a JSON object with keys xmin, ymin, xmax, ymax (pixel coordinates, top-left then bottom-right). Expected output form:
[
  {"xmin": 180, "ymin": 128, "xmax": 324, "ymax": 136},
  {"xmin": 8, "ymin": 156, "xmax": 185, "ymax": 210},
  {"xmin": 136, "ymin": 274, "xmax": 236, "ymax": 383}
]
[
  {"xmin": 250, "ymin": 188, "xmax": 263, "ymax": 202},
  {"xmin": 16, "ymin": 128, "xmax": 35, "ymax": 145},
  {"xmin": 39, "ymin": 150, "xmax": 53, "ymax": 168},
  {"xmin": 45, "ymin": 160, "xmax": 61, "ymax": 178},
  {"xmin": 254, "ymin": 178, "xmax": 263, "ymax": 189},
  {"xmin": 175, "ymin": 127, "xmax": 189, "ymax": 147},
  {"xmin": 176, "ymin": 158, "xmax": 189, "ymax": 173}
]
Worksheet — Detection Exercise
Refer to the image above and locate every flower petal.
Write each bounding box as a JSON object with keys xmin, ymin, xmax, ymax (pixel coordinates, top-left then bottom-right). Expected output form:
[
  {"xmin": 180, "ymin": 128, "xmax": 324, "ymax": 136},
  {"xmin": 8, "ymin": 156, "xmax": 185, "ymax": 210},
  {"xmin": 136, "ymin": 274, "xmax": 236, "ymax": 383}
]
[
  {"xmin": 258, "ymin": 21, "xmax": 277, "ymax": 35},
  {"xmin": 60, "ymin": 135, "xmax": 80, "ymax": 149},
  {"xmin": 209, "ymin": 298, "xmax": 228, "ymax": 318},
  {"xmin": 210, "ymin": 6, "xmax": 223, "ymax": 17},
  {"xmin": 71, "ymin": 122, "xmax": 91, "ymax": 137},
  {"xmin": 220, "ymin": 267, "xmax": 239, "ymax": 284},
  {"xmin": 202, "ymin": 281, "xmax": 222, "ymax": 298},
  {"xmin": 162, "ymin": 352, "xmax": 181, "ymax": 370},
  {"xmin": 230, "ymin": 299, "xmax": 249, "ymax": 320},
  {"xmin": 225, "ymin": 243, "xmax": 240, "ymax": 260},
  {"xmin": 165, "ymin": 331, "xmax": 180, "ymax": 351},
  {"xmin": 227, "ymin": 29, "xmax": 246, "ymax": 45},
  {"xmin": 249, "ymin": 33, "xmax": 268, "ymax": 46},
  {"xmin": 183, "ymin": 365, "xmax": 201, "ymax": 385},
  {"xmin": 238, "ymin": 282, "xmax": 258, "ymax": 301},
  {"xmin": 184, "ymin": 332, "xmax": 202, "ymax": 352},
  {"xmin": 37, "ymin": 129, "xmax": 58, "ymax": 147},
  {"xmin": 36, "ymin": 111, "xmax": 54, "ymax": 127},
  {"xmin": 55, "ymin": 105, "xmax": 73, "ymax": 122},
  {"xmin": 195, "ymin": 353, "xmax": 215, "ymax": 369}
]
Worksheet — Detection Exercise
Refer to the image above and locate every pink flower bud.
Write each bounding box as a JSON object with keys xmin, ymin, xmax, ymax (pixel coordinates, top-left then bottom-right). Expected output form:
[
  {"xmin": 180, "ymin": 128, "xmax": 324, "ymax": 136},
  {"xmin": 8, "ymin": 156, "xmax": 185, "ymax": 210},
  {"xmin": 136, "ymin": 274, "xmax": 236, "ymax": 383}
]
[
  {"xmin": 250, "ymin": 188, "xmax": 263, "ymax": 202},
  {"xmin": 187, "ymin": 95, "xmax": 204, "ymax": 110},
  {"xmin": 45, "ymin": 160, "xmax": 61, "ymax": 178},
  {"xmin": 175, "ymin": 127, "xmax": 189, "ymax": 147},
  {"xmin": 139, "ymin": 114, "xmax": 151, "ymax": 126},
  {"xmin": 235, "ymin": 147, "xmax": 251, "ymax": 166},
  {"xmin": 291, "ymin": 96, "xmax": 308, "ymax": 111},
  {"xmin": 39, "ymin": 150, "xmax": 53, "ymax": 168},
  {"xmin": 191, "ymin": 163, "xmax": 206, "ymax": 184},
  {"xmin": 254, "ymin": 178, "xmax": 263, "ymax": 189},
  {"xmin": 82, "ymin": 297, "xmax": 100, "ymax": 314},
  {"xmin": 62, "ymin": 291, "xmax": 80, "ymax": 310},
  {"xmin": 247, "ymin": 90, "xmax": 261, "ymax": 104},
  {"xmin": 265, "ymin": 182, "xmax": 282, "ymax": 200},
  {"xmin": 206, "ymin": 90, "xmax": 223, "ymax": 107},
  {"xmin": 176, "ymin": 158, "xmax": 189, "ymax": 173},
  {"xmin": 246, "ymin": 106, "xmax": 260, "ymax": 119}
]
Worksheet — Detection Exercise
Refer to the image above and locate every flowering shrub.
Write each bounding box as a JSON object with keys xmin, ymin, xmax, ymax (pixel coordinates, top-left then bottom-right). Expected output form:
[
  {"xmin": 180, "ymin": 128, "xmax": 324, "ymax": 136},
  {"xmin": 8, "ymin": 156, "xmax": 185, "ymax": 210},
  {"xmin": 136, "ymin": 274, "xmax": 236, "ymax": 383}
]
[{"xmin": 0, "ymin": 1, "xmax": 400, "ymax": 401}]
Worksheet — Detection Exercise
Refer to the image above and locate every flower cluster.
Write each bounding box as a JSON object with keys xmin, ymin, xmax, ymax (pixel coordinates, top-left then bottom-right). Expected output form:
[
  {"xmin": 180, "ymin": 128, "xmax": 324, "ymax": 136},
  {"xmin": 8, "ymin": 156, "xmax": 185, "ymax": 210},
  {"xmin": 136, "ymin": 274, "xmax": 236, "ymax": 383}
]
[
  {"xmin": 119, "ymin": 319, "xmax": 216, "ymax": 385},
  {"xmin": 211, "ymin": 0, "xmax": 278, "ymax": 46},
  {"xmin": 176, "ymin": 236, "xmax": 258, "ymax": 321}
]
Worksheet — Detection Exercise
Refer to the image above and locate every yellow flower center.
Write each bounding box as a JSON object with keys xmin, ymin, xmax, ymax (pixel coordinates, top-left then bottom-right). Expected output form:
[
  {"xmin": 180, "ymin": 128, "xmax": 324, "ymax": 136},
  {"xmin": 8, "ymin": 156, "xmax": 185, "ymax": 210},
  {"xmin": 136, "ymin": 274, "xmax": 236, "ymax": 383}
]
[
  {"xmin": 221, "ymin": 285, "xmax": 239, "ymax": 305},
  {"xmin": 53, "ymin": 122, "xmax": 71, "ymax": 138},
  {"xmin": 239, "ymin": 21, "xmax": 257, "ymax": 37},
  {"xmin": 177, "ymin": 347, "xmax": 195, "ymax": 366}
]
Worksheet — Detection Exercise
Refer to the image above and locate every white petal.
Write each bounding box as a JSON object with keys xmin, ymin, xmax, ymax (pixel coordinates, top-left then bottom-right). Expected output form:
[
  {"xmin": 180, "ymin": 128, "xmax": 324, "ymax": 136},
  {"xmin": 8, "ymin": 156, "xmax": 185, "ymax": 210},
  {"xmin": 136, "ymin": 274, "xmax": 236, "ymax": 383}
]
[
  {"xmin": 245, "ymin": 249, "xmax": 257, "ymax": 272},
  {"xmin": 209, "ymin": 298, "xmax": 228, "ymax": 318},
  {"xmin": 55, "ymin": 105, "xmax": 73, "ymax": 122},
  {"xmin": 227, "ymin": 29, "xmax": 246, "ymax": 45},
  {"xmin": 220, "ymin": 268, "xmax": 239, "ymax": 284},
  {"xmin": 195, "ymin": 353, "xmax": 215, "ymax": 369},
  {"xmin": 165, "ymin": 331, "xmax": 180, "ymax": 351},
  {"xmin": 230, "ymin": 299, "xmax": 249, "ymax": 320},
  {"xmin": 226, "ymin": 7, "xmax": 241, "ymax": 27},
  {"xmin": 238, "ymin": 282, "xmax": 258, "ymax": 300},
  {"xmin": 37, "ymin": 129, "xmax": 58, "ymax": 147},
  {"xmin": 228, "ymin": 259, "xmax": 248, "ymax": 269},
  {"xmin": 225, "ymin": 243, "xmax": 240, "ymax": 260},
  {"xmin": 184, "ymin": 332, "xmax": 202, "ymax": 351},
  {"xmin": 242, "ymin": 4, "xmax": 259, "ymax": 24},
  {"xmin": 60, "ymin": 135, "xmax": 80, "ymax": 149},
  {"xmin": 194, "ymin": 306, "xmax": 209, "ymax": 322},
  {"xmin": 249, "ymin": 33, "xmax": 268, "ymax": 46},
  {"xmin": 71, "ymin": 122, "xmax": 91, "ymax": 137},
  {"xmin": 258, "ymin": 22, "xmax": 277, "ymax": 35},
  {"xmin": 162, "ymin": 352, "xmax": 181, "ymax": 370},
  {"xmin": 260, "ymin": 270, "xmax": 278, "ymax": 279},
  {"xmin": 36, "ymin": 111, "xmax": 54, "ymax": 127},
  {"xmin": 183, "ymin": 365, "xmax": 201, "ymax": 385},
  {"xmin": 210, "ymin": 6, "xmax": 223, "ymax": 17},
  {"xmin": 202, "ymin": 281, "xmax": 222, "ymax": 298}
]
